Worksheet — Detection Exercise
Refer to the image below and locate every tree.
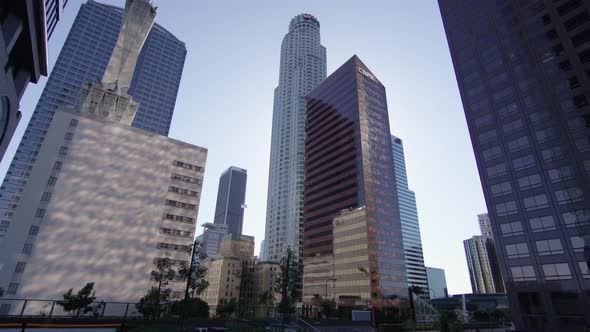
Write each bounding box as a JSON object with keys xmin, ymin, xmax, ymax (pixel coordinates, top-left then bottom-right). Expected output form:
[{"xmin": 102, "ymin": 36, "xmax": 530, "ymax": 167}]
[
  {"xmin": 57, "ymin": 282, "xmax": 98, "ymax": 317},
  {"xmin": 135, "ymin": 287, "xmax": 172, "ymax": 318},
  {"xmin": 170, "ymin": 297, "xmax": 209, "ymax": 319},
  {"xmin": 178, "ymin": 241, "xmax": 210, "ymax": 299},
  {"xmin": 215, "ymin": 298, "xmax": 237, "ymax": 319},
  {"xmin": 258, "ymin": 290, "xmax": 275, "ymax": 307},
  {"xmin": 319, "ymin": 298, "xmax": 337, "ymax": 318},
  {"xmin": 274, "ymin": 248, "xmax": 302, "ymax": 316}
]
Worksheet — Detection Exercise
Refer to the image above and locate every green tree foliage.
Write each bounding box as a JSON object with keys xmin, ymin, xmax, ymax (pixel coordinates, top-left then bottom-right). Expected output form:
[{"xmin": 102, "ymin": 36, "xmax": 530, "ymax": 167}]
[
  {"xmin": 178, "ymin": 241, "xmax": 210, "ymax": 299},
  {"xmin": 170, "ymin": 297, "xmax": 209, "ymax": 319},
  {"xmin": 273, "ymin": 248, "xmax": 302, "ymax": 315},
  {"xmin": 319, "ymin": 298, "xmax": 337, "ymax": 318},
  {"xmin": 57, "ymin": 282, "xmax": 98, "ymax": 317},
  {"xmin": 215, "ymin": 298, "xmax": 238, "ymax": 319},
  {"xmin": 135, "ymin": 287, "xmax": 172, "ymax": 318}
]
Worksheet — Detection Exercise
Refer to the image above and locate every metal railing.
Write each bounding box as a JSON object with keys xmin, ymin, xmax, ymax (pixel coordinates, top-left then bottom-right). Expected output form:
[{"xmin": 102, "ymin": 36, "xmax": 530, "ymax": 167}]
[{"xmin": 0, "ymin": 298, "xmax": 141, "ymax": 318}]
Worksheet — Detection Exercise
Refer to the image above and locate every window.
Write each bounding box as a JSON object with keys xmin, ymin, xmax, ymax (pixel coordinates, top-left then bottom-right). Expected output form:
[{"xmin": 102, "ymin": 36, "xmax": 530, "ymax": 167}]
[
  {"xmin": 536, "ymin": 239, "xmax": 564, "ymax": 256},
  {"xmin": 576, "ymin": 138, "xmax": 590, "ymax": 152},
  {"xmin": 157, "ymin": 242, "xmax": 192, "ymax": 252},
  {"xmin": 529, "ymin": 216, "xmax": 556, "ymax": 232},
  {"xmin": 555, "ymin": 187, "xmax": 584, "ymax": 204},
  {"xmin": 173, "ymin": 160, "xmax": 203, "ymax": 173},
  {"xmin": 507, "ymin": 136, "xmax": 529, "ymax": 152},
  {"xmin": 541, "ymin": 147, "xmax": 564, "ymax": 162},
  {"xmin": 35, "ymin": 208, "xmax": 46, "ymax": 218},
  {"xmin": 47, "ymin": 176, "xmax": 57, "ymax": 186},
  {"xmin": 571, "ymin": 236, "xmax": 586, "ymax": 252},
  {"xmin": 7, "ymin": 283, "xmax": 18, "ymax": 295},
  {"xmin": 497, "ymin": 103, "xmax": 518, "ymax": 118},
  {"xmin": 14, "ymin": 262, "xmax": 26, "ymax": 273},
  {"xmin": 503, "ymin": 119, "xmax": 523, "ymax": 134},
  {"xmin": 160, "ymin": 227, "xmax": 192, "ymax": 237},
  {"xmin": 170, "ymin": 173, "xmax": 201, "ymax": 184},
  {"xmin": 491, "ymin": 181, "xmax": 512, "ymax": 196},
  {"xmin": 58, "ymin": 146, "xmax": 68, "ymax": 155},
  {"xmin": 478, "ymin": 129, "xmax": 497, "ymax": 144},
  {"xmin": 163, "ymin": 213, "xmax": 195, "ymax": 224},
  {"xmin": 542, "ymin": 263, "xmax": 572, "ymax": 280},
  {"xmin": 523, "ymin": 194, "xmax": 549, "ymax": 211},
  {"xmin": 29, "ymin": 226, "xmax": 39, "ymax": 235},
  {"xmin": 22, "ymin": 244, "xmax": 32, "ymax": 254},
  {"xmin": 487, "ymin": 163, "xmax": 507, "ymax": 178},
  {"xmin": 165, "ymin": 199, "xmax": 196, "ymax": 211},
  {"xmin": 501, "ymin": 221, "xmax": 523, "ymax": 236},
  {"xmin": 511, "ymin": 266, "xmax": 536, "ymax": 281},
  {"xmin": 496, "ymin": 201, "xmax": 518, "ymax": 216},
  {"xmin": 483, "ymin": 146, "xmax": 503, "ymax": 161},
  {"xmin": 168, "ymin": 186, "xmax": 199, "ymax": 197},
  {"xmin": 506, "ymin": 243, "xmax": 529, "ymax": 258},
  {"xmin": 512, "ymin": 155, "xmax": 535, "ymax": 171},
  {"xmin": 64, "ymin": 132, "xmax": 74, "ymax": 140},
  {"xmin": 535, "ymin": 128, "xmax": 557, "ymax": 144},
  {"xmin": 518, "ymin": 174, "xmax": 542, "ymax": 190},
  {"xmin": 69, "ymin": 119, "xmax": 78, "ymax": 127},
  {"xmin": 475, "ymin": 114, "xmax": 493, "ymax": 128},
  {"xmin": 548, "ymin": 166, "xmax": 574, "ymax": 183},
  {"xmin": 41, "ymin": 192, "xmax": 52, "ymax": 202},
  {"xmin": 563, "ymin": 210, "xmax": 590, "ymax": 227},
  {"xmin": 579, "ymin": 262, "xmax": 590, "ymax": 278},
  {"xmin": 53, "ymin": 161, "xmax": 62, "ymax": 170}
]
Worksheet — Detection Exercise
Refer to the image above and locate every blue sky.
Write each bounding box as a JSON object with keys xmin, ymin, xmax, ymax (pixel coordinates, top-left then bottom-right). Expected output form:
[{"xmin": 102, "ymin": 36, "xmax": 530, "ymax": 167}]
[{"xmin": 6, "ymin": 0, "xmax": 487, "ymax": 295}]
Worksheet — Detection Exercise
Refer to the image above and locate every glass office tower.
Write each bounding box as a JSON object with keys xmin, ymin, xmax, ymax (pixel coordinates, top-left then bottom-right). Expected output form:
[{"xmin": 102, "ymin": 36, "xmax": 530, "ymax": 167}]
[
  {"xmin": 0, "ymin": 0, "xmax": 186, "ymax": 239},
  {"xmin": 391, "ymin": 135, "xmax": 429, "ymax": 298},
  {"xmin": 213, "ymin": 166, "xmax": 247, "ymax": 236},
  {"xmin": 263, "ymin": 14, "xmax": 327, "ymax": 262},
  {"xmin": 439, "ymin": 1, "xmax": 590, "ymax": 330},
  {"xmin": 304, "ymin": 55, "xmax": 408, "ymax": 312}
]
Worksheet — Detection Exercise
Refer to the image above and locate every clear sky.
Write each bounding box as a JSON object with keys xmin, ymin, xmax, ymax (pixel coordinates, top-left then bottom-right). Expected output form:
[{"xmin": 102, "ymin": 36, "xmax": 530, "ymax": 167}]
[{"xmin": 6, "ymin": 0, "xmax": 488, "ymax": 295}]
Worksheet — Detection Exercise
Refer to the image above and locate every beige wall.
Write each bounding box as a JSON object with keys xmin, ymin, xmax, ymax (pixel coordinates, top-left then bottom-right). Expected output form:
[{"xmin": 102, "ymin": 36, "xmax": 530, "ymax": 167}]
[
  {"xmin": 0, "ymin": 109, "xmax": 207, "ymax": 304},
  {"xmin": 201, "ymin": 257, "xmax": 242, "ymax": 307}
]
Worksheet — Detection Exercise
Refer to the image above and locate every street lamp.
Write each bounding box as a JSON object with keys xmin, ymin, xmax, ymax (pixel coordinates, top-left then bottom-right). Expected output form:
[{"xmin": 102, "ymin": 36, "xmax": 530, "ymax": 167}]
[{"xmin": 358, "ymin": 267, "xmax": 376, "ymax": 330}]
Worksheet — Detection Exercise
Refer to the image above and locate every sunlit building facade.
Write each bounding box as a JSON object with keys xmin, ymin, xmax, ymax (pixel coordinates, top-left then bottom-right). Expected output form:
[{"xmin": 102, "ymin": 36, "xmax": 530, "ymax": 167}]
[
  {"xmin": 302, "ymin": 56, "xmax": 408, "ymax": 318},
  {"xmin": 0, "ymin": 0, "xmax": 186, "ymax": 240},
  {"xmin": 263, "ymin": 14, "xmax": 327, "ymax": 262},
  {"xmin": 440, "ymin": 0, "xmax": 590, "ymax": 329}
]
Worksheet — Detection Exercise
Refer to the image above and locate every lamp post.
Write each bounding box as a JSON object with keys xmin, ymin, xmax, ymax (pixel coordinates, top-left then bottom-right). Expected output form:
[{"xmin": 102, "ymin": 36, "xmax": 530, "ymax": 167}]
[{"xmin": 358, "ymin": 267, "xmax": 376, "ymax": 330}]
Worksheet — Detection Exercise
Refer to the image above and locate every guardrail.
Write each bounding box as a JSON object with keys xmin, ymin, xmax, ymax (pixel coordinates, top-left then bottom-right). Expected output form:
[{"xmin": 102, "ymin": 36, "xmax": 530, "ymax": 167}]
[{"xmin": 0, "ymin": 299, "xmax": 141, "ymax": 318}]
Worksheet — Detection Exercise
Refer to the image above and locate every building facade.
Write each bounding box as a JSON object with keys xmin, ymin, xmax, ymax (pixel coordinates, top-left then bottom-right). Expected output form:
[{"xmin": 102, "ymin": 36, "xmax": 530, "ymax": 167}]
[
  {"xmin": 0, "ymin": 0, "xmax": 66, "ymax": 161},
  {"xmin": 0, "ymin": 108, "xmax": 206, "ymax": 306},
  {"xmin": 213, "ymin": 166, "xmax": 247, "ymax": 236},
  {"xmin": 302, "ymin": 56, "xmax": 408, "ymax": 317},
  {"xmin": 0, "ymin": 0, "xmax": 186, "ymax": 240},
  {"xmin": 197, "ymin": 222, "xmax": 228, "ymax": 259},
  {"xmin": 426, "ymin": 267, "xmax": 448, "ymax": 300},
  {"xmin": 263, "ymin": 14, "xmax": 327, "ymax": 262},
  {"xmin": 391, "ymin": 135, "xmax": 429, "ymax": 297},
  {"xmin": 478, "ymin": 213, "xmax": 493, "ymax": 237},
  {"xmin": 439, "ymin": 0, "xmax": 590, "ymax": 329},
  {"xmin": 464, "ymin": 235, "xmax": 505, "ymax": 294}
]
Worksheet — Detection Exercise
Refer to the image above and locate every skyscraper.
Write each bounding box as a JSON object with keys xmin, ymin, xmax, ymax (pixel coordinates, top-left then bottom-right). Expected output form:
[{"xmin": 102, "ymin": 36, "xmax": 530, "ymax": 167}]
[
  {"xmin": 302, "ymin": 56, "xmax": 408, "ymax": 317},
  {"xmin": 0, "ymin": 0, "xmax": 206, "ymax": 306},
  {"xmin": 426, "ymin": 267, "xmax": 448, "ymax": 300},
  {"xmin": 464, "ymin": 235, "xmax": 505, "ymax": 294},
  {"xmin": 263, "ymin": 14, "xmax": 327, "ymax": 261},
  {"xmin": 439, "ymin": 0, "xmax": 590, "ymax": 329},
  {"xmin": 391, "ymin": 135, "xmax": 429, "ymax": 297},
  {"xmin": 0, "ymin": 0, "xmax": 186, "ymax": 240},
  {"xmin": 478, "ymin": 213, "xmax": 493, "ymax": 238},
  {"xmin": 213, "ymin": 166, "xmax": 247, "ymax": 236}
]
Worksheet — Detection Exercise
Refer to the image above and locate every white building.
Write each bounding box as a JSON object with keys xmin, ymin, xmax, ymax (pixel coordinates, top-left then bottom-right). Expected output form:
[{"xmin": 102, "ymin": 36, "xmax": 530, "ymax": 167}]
[{"xmin": 263, "ymin": 14, "xmax": 326, "ymax": 261}]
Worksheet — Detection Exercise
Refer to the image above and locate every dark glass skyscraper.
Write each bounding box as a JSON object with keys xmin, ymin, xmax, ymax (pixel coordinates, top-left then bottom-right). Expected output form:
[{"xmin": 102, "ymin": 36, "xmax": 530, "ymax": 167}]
[
  {"xmin": 213, "ymin": 166, "xmax": 247, "ymax": 237},
  {"xmin": 303, "ymin": 55, "xmax": 408, "ymax": 307},
  {"xmin": 391, "ymin": 135, "xmax": 429, "ymax": 298},
  {"xmin": 439, "ymin": 1, "xmax": 590, "ymax": 330},
  {"xmin": 0, "ymin": 0, "xmax": 186, "ymax": 239}
]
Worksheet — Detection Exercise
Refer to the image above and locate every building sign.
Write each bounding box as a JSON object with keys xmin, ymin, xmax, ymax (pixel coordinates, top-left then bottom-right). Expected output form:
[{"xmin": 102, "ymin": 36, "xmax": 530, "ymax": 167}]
[{"xmin": 358, "ymin": 67, "xmax": 377, "ymax": 82}]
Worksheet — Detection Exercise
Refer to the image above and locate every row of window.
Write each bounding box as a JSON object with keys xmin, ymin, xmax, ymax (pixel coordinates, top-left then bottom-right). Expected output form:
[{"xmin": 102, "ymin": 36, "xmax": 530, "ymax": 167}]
[
  {"xmin": 163, "ymin": 213, "xmax": 194, "ymax": 224},
  {"xmin": 171, "ymin": 173, "xmax": 201, "ymax": 184},
  {"xmin": 168, "ymin": 186, "xmax": 199, "ymax": 198},
  {"xmin": 173, "ymin": 160, "xmax": 203, "ymax": 173},
  {"xmin": 496, "ymin": 188, "xmax": 585, "ymax": 216},
  {"xmin": 500, "ymin": 210, "xmax": 589, "ymax": 236},
  {"xmin": 160, "ymin": 227, "xmax": 191, "ymax": 238},
  {"xmin": 165, "ymin": 199, "xmax": 196, "ymax": 211},
  {"xmin": 511, "ymin": 262, "xmax": 589, "ymax": 282},
  {"xmin": 505, "ymin": 236, "xmax": 587, "ymax": 258},
  {"xmin": 157, "ymin": 242, "xmax": 191, "ymax": 252}
]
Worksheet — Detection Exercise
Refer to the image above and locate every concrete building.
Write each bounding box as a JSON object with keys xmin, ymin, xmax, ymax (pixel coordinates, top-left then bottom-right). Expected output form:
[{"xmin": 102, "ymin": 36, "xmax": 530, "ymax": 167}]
[
  {"xmin": 0, "ymin": 0, "xmax": 186, "ymax": 240},
  {"xmin": 197, "ymin": 222, "xmax": 228, "ymax": 259},
  {"xmin": 0, "ymin": 0, "xmax": 206, "ymax": 309},
  {"xmin": 391, "ymin": 135, "xmax": 429, "ymax": 298},
  {"xmin": 0, "ymin": 0, "xmax": 67, "ymax": 161},
  {"xmin": 262, "ymin": 14, "xmax": 327, "ymax": 262},
  {"xmin": 464, "ymin": 236, "xmax": 505, "ymax": 294},
  {"xmin": 200, "ymin": 234, "xmax": 281, "ymax": 312},
  {"xmin": 478, "ymin": 213, "xmax": 493, "ymax": 238},
  {"xmin": 213, "ymin": 166, "xmax": 247, "ymax": 236},
  {"xmin": 426, "ymin": 267, "xmax": 448, "ymax": 300},
  {"xmin": 302, "ymin": 56, "xmax": 409, "ymax": 319},
  {"xmin": 440, "ymin": 0, "xmax": 590, "ymax": 329}
]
